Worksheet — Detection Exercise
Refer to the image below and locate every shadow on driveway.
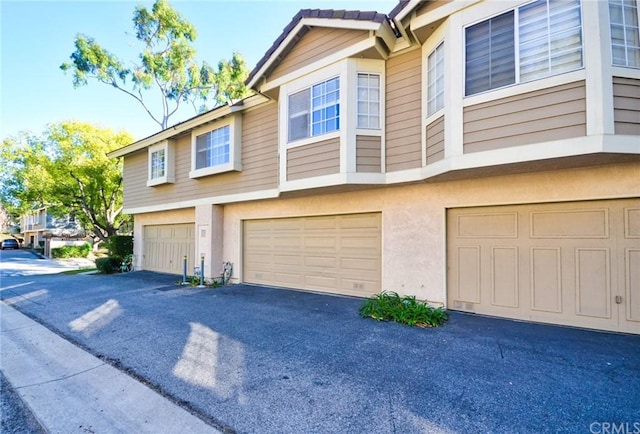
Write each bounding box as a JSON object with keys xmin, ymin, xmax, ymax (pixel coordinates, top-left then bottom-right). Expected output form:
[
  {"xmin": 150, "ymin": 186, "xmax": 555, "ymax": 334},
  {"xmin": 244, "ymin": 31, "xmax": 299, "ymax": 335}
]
[{"xmin": 2, "ymin": 271, "xmax": 639, "ymax": 433}]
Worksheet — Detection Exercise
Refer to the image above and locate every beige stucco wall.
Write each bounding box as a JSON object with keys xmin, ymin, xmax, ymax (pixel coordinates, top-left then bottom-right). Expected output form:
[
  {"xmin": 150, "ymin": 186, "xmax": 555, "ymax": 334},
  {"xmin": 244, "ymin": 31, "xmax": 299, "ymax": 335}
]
[{"xmin": 222, "ymin": 162, "xmax": 639, "ymax": 303}]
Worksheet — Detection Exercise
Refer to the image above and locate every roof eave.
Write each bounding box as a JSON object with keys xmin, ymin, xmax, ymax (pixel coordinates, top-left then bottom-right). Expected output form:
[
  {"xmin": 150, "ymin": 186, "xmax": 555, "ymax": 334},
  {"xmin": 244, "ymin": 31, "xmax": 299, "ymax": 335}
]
[{"xmin": 108, "ymin": 94, "xmax": 269, "ymax": 158}]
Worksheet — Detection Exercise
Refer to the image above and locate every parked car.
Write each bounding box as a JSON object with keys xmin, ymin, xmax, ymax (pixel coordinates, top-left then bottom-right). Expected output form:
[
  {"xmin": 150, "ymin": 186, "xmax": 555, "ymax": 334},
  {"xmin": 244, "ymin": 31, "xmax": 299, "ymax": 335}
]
[{"xmin": 1, "ymin": 238, "xmax": 19, "ymax": 250}]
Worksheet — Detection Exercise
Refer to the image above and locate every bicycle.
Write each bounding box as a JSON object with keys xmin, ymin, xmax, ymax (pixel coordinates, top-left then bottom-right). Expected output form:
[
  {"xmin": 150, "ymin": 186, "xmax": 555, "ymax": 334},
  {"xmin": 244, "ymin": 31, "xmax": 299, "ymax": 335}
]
[
  {"xmin": 221, "ymin": 261, "xmax": 232, "ymax": 285},
  {"xmin": 120, "ymin": 254, "xmax": 134, "ymax": 273}
]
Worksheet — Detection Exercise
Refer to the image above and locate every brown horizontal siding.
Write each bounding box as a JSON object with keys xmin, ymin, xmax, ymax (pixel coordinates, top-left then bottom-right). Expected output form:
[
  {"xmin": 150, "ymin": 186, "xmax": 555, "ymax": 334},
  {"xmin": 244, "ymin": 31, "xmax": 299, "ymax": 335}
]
[
  {"xmin": 287, "ymin": 137, "xmax": 340, "ymax": 181},
  {"xmin": 463, "ymin": 80, "xmax": 587, "ymax": 153},
  {"xmin": 386, "ymin": 49, "xmax": 422, "ymax": 172},
  {"xmin": 269, "ymin": 28, "xmax": 368, "ymax": 82},
  {"xmin": 123, "ymin": 151, "xmax": 148, "ymax": 209},
  {"xmin": 356, "ymin": 135, "xmax": 381, "ymax": 172},
  {"xmin": 123, "ymin": 103, "xmax": 279, "ymax": 209},
  {"xmin": 613, "ymin": 77, "xmax": 640, "ymax": 135},
  {"xmin": 426, "ymin": 115, "xmax": 445, "ymax": 164}
]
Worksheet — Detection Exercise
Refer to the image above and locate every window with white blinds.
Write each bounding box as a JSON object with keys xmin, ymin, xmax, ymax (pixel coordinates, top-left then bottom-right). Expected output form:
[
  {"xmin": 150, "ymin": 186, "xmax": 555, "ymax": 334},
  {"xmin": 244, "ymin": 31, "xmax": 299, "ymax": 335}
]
[
  {"xmin": 288, "ymin": 89, "xmax": 310, "ymax": 141},
  {"xmin": 609, "ymin": 0, "xmax": 640, "ymax": 67},
  {"xmin": 466, "ymin": 11, "xmax": 515, "ymax": 96},
  {"xmin": 465, "ymin": 0, "xmax": 583, "ymax": 96},
  {"xmin": 519, "ymin": 0, "xmax": 582, "ymax": 81},
  {"xmin": 288, "ymin": 77, "xmax": 340, "ymax": 142},
  {"xmin": 427, "ymin": 42, "xmax": 446, "ymax": 116}
]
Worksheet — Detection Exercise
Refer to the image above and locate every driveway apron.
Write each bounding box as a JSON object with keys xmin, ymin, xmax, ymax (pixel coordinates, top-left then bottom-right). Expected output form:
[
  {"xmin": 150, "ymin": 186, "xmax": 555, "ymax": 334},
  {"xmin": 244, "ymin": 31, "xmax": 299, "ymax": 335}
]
[{"xmin": 1, "ymin": 271, "xmax": 639, "ymax": 433}]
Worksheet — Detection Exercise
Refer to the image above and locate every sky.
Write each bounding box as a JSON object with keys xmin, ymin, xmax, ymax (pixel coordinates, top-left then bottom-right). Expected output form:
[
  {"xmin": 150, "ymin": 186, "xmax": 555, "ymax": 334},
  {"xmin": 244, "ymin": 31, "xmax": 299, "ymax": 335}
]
[{"xmin": 1, "ymin": 0, "xmax": 398, "ymax": 141}]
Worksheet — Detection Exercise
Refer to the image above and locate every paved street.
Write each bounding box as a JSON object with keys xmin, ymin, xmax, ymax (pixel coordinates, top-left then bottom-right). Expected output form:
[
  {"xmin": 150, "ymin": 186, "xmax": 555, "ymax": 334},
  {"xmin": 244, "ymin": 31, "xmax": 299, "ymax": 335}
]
[{"xmin": 1, "ymin": 250, "xmax": 639, "ymax": 433}]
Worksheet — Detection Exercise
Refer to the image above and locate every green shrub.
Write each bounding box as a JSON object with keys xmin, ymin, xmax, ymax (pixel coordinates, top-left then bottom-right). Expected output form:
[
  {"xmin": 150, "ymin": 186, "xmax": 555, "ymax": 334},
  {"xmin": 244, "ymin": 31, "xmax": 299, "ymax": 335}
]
[
  {"xmin": 106, "ymin": 235, "xmax": 133, "ymax": 260},
  {"xmin": 51, "ymin": 242, "xmax": 91, "ymax": 259},
  {"xmin": 95, "ymin": 257, "xmax": 120, "ymax": 274},
  {"xmin": 360, "ymin": 291, "xmax": 448, "ymax": 328},
  {"xmin": 33, "ymin": 247, "xmax": 44, "ymax": 255}
]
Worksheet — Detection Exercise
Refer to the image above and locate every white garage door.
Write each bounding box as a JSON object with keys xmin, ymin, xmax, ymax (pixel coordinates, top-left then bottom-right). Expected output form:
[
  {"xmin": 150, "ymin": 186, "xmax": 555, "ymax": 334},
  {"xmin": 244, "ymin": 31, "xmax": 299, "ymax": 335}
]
[
  {"xmin": 143, "ymin": 224, "xmax": 195, "ymax": 275},
  {"xmin": 447, "ymin": 199, "xmax": 640, "ymax": 334},
  {"xmin": 243, "ymin": 213, "xmax": 381, "ymax": 297}
]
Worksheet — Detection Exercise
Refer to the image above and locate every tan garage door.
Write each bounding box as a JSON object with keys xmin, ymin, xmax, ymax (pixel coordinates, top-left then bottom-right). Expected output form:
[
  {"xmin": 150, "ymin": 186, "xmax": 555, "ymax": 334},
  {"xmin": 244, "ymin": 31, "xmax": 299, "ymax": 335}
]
[
  {"xmin": 244, "ymin": 213, "xmax": 381, "ymax": 297},
  {"xmin": 448, "ymin": 199, "xmax": 640, "ymax": 334},
  {"xmin": 143, "ymin": 224, "xmax": 195, "ymax": 275}
]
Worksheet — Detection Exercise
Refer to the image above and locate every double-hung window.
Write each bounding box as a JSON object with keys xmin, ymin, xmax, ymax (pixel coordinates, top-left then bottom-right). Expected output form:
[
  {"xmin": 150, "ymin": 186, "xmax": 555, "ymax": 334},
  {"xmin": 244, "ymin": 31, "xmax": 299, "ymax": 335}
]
[
  {"xmin": 195, "ymin": 125, "xmax": 230, "ymax": 169},
  {"xmin": 150, "ymin": 148, "xmax": 165, "ymax": 179},
  {"xmin": 465, "ymin": 0, "xmax": 583, "ymax": 96},
  {"xmin": 288, "ymin": 77, "xmax": 340, "ymax": 142},
  {"xmin": 147, "ymin": 140, "xmax": 174, "ymax": 186},
  {"xmin": 357, "ymin": 73, "xmax": 380, "ymax": 129},
  {"xmin": 427, "ymin": 42, "xmax": 445, "ymax": 116},
  {"xmin": 609, "ymin": 0, "xmax": 640, "ymax": 67}
]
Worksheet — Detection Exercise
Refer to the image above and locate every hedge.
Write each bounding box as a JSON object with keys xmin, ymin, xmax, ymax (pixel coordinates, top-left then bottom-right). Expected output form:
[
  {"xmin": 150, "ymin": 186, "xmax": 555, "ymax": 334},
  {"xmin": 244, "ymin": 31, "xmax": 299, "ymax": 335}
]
[
  {"xmin": 106, "ymin": 235, "xmax": 133, "ymax": 260},
  {"xmin": 95, "ymin": 257, "xmax": 121, "ymax": 274},
  {"xmin": 50, "ymin": 242, "xmax": 91, "ymax": 259}
]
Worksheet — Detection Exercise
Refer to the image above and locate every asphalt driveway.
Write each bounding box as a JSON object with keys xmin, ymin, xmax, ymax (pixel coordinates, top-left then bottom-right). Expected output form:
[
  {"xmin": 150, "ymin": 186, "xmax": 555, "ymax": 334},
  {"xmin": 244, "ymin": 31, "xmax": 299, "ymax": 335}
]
[{"xmin": 1, "ymin": 270, "xmax": 639, "ymax": 433}]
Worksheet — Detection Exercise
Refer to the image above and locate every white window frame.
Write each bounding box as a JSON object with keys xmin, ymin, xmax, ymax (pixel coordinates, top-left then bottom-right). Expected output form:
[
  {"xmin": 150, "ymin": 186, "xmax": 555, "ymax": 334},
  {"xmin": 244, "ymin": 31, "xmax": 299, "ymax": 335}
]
[
  {"xmin": 280, "ymin": 62, "xmax": 344, "ymax": 150},
  {"xmin": 608, "ymin": 0, "xmax": 640, "ymax": 68},
  {"xmin": 189, "ymin": 116, "xmax": 242, "ymax": 179},
  {"xmin": 356, "ymin": 72, "xmax": 381, "ymax": 130},
  {"xmin": 463, "ymin": 0, "xmax": 584, "ymax": 97},
  {"xmin": 287, "ymin": 76, "xmax": 341, "ymax": 143},
  {"xmin": 150, "ymin": 148, "xmax": 165, "ymax": 179},
  {"xmin": 427, "ymin": 41, "xmax": 445, "ymax": 117},
  {"xmin": 146, "ymin": 140, "xmax": 175, "ymax": 187}
]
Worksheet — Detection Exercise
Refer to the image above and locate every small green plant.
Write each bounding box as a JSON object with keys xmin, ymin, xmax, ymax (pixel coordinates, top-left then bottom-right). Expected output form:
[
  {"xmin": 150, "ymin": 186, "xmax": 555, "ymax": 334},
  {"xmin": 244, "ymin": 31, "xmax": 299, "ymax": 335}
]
[{"xmin": 360, "ymin": 291, "xmax": 448, "ymax": 328}]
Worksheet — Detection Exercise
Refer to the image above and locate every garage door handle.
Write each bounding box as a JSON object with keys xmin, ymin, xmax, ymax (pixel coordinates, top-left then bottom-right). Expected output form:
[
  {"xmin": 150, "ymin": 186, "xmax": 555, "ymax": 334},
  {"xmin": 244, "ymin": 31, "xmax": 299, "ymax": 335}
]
[{"xmin": 615, "ymin": 295, "xmax": 623, "ymax": 304}]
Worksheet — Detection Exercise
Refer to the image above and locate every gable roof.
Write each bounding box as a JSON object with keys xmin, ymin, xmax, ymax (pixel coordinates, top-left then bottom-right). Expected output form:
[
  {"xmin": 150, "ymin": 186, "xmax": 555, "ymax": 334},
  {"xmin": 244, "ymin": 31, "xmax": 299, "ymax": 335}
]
[{"xmin": 246, "ymin": 8, "xmax": 391, "ymax": 89}]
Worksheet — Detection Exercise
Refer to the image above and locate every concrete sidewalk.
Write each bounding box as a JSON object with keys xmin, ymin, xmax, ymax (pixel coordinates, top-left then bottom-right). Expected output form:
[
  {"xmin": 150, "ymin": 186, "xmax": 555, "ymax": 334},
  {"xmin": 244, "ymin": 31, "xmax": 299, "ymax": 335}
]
[{"xmin": 0, "ymin": 302, "xmax": 218, "ymax": 434}]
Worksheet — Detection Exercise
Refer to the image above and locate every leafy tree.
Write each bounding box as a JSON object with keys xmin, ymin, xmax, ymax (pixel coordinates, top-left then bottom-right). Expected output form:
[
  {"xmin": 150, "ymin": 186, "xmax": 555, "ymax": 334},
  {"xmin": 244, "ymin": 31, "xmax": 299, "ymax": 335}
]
[
  {"xmin": 0, "ymin": 122, "xmax": 133, "ymax": 242},
  {"xmin": 60, "ymin": 0, "xmax": 251, "ymax": 130}
]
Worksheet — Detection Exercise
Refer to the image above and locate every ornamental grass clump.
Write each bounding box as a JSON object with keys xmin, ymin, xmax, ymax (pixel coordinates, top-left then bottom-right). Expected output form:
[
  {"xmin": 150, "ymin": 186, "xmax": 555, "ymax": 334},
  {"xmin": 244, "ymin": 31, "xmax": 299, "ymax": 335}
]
[{"xmin": 360, "ymin": 291, "xmax": 448, "ymax": 328}]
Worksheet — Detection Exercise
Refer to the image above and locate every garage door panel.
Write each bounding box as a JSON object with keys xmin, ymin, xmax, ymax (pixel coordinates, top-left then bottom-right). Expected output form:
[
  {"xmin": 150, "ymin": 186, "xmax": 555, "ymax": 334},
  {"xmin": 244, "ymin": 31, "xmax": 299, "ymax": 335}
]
[
  {"xmin": 340, "ymin": 214, "xmax": 381, "ymax": 229},
  {"xmin": 306, "ymin": 275, "xmax": 337, "ymax": 289},
  {"xmin": 244, "ymin": 213, "xmax": 381, "ymax": 297},
  {"xmin": 457, "ymin": 213, "xmax": 518, "ymax": 238},
  {"xmin": 340, "ymin": 257, "xmax": 378, "ymax": 272},
  {"xmin": 627, "ymin": 249, "xmax": 640, "ymax": 322},
  {"xmin": 531, "ymin": 209, "xmax": 609, "ymax": 238},
  {"xmin": 448, "ymin": 199, "xmax": 640, "ymax": 334},
  {"xmin": 304, "ymin": 255, "xmax": 336, "ymax": 268},
  {"xmin": 530, "ymin": 247, "xmax": 563, "ymax": 313},
  {"xmin": 304, "ymin": 237, "xmax": 336, "ymax": 249},
  {"xmin": 304, "ymin": 217, "xmax": 337, "ymax": 230},
  {"xmin": 625, "ymin": 208, "xmax": 640, "ymax": 238},
  {"xmin": 491, "ymin": 247, "xmax": 519, "ymax": 308},
  {"xmin": 575, "ymin": 248, "xmax": 611, "ymax": 319},
  {"xmin": 457, "ymin": 246, "xmax": 481, "ymax": 303},
  {"xmin": 341, "ymin": 236, "xmax": 379, "ymax": 250},
  {"xmin": 274, "ymin": 254, "xmax": 303, "ymax": 266},
  {"xmin": 273, "ymin": 272, "xmax": 304, "ymax": 285}
]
